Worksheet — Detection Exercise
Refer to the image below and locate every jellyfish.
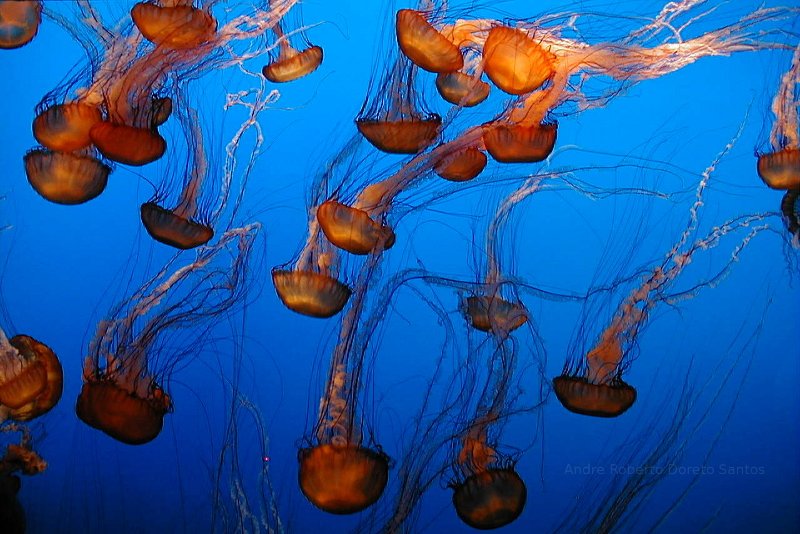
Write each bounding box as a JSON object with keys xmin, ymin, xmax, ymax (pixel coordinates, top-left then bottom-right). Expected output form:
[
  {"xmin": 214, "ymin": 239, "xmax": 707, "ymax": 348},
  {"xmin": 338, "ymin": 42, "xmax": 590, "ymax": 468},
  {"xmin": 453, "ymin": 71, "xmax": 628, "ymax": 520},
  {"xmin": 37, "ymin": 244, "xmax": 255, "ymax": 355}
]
[
  {"xmin": 555, "ymin": 136, "xmax": 773, "ymax": 417},
  {"xmin": 131, "ymin": 0, "xmax": 217, "ymax": 50},
  {"xmin": 0, "ymin": 328, "xmax": 62, "ymax": 424},
  {"xmin": 141, "ymin": 102, "xmax": 214, "ymax": 249},
  {"xmin": 356, "ymin": 54, "xmax": 442, "ymax": 155},
  {"xmin": 76, "ymin": 224, "xmax": 258, "ymax": 445},
  {"xmin": 261, "ymin": 2, "xmax": 323, "ymax": 83},
  {"xmin": 757, "ymin": 43, "xmax": 800, "ymax": 190},
  {"xmin": 299, "ymin": 359, "xmax": 390, "ymax": 514},
  {"xmin": 298, "ymin": 243, "xmax": 397, "ymax": 514},
  {"xmin": 395, "ymin": 8, "xmax": 463, "ymax": 74},
  {"xmin": 273, "ymin": 226, "xmax": 352, "ymax": 318},
  {"xmin": 0, "ymin": 0, "xmax": 41, "ymax": 50},
  {"xmin": 448, "ymin": 318, "xmax": 533, "ymax": 531},
  {"xmin": 23, "ymin": 149, "xmax": 111, "ymax": 205}
]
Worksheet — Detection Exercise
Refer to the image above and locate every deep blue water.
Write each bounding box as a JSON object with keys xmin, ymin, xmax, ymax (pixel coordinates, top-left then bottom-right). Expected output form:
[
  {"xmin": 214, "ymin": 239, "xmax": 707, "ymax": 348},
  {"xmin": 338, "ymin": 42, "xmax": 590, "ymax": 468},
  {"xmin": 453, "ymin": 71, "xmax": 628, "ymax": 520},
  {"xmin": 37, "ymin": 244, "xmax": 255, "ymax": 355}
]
[{"xmin": 0, "ymin": 1, "xmax": 798, "ymax": 532}]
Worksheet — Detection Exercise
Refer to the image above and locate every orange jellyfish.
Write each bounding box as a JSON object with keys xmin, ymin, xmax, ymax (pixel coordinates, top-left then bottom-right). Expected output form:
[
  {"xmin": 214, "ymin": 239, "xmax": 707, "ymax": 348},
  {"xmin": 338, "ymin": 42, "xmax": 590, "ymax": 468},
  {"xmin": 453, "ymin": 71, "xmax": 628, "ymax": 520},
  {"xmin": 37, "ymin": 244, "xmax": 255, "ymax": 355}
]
[
  {"xmin": 481, "ymin": 25, "xmax": 555, "ymax": 95},
  {"xmin": 140, "ymin": 106, "xmax": 214, "ymax": 249},
  {"xmin": 395, "ymin": 9, "xmax": 463, "ymax": 74},
  {"xmin": 23, "ymin": 149, "xmax": 111, "ymax": 205},
  {"xmin": 273, "ymin": 225, "xmax": 352, "ymax": 318},
  {"xmin": 299, "ymin": 361, "xmax": 390, "ymax": 514},
  {"xmin": 435, "ymin": 71, "xmax": 490, "ymax": 107},
  {"xmin": 299, "ymin": 239, "xmax": 394, "ymax": 513},
  {"xmin": 77, "ymin": 224, "xmax": 258, "ymax": 444},
  {"xmin": 356, "ymin": 55, "xmax": 442, "ymax": 154},
  {"xmin": 0, "ymin": 0, "xmax": 41, "ymax": 50},
  {"xmin": 555, "ymin": 140, "xmax": 772, "ymax": 417},
  {"xmin": 131, "ymin": 0, "xmax": 216, "ymax": 50},
  {"xmin": 450, "ymin": 425, "xmax": 526, "ymax": 530},
  {"xmin": 462, "ymin": 178, "xmax": 545, "ymax": 336},
  {"xmin": 32, "ymin": 101, "xmax": 103, "ymax": 153},
  {"xmin": 434, "ymin": 146, "xmax": 487, "ymax": 182},
  {"xmin": 482, "ymin": 120, "xmax": 557, "ymax": 164},
  {"xmin": 0, "ymin": 329, "xmax": 63, "ymax": 424},
  {"xmin": 261, "ymin": 4, "xmax": 322, "ymax": 83},
  {"xmin": 757, "ymin": 44, "xmax": 800, "ymax": 190}
]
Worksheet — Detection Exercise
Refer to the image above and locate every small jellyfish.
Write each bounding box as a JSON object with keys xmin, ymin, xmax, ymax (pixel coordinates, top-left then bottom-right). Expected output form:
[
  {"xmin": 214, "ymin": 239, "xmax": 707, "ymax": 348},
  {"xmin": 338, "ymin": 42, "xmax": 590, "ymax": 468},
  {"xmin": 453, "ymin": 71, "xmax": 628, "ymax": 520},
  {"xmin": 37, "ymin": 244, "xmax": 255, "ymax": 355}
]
[
  {"xmin": 356, "ymin": 55, "xmax": 441, "ymax": 154},
  {"xmin": 481, "ymin": 25, "xmax": 555, "ymax": 95},
  {"xmin": 435, "ymin": 71, "xmax": 490, "ymax": 107},
  {"xmin": 482, "ymin": 121, "xmax": 557, "ymax": 164},
  {"xmin": 317, "ymin": 199, "xmax": 396, "ymax": 255},
  {"xmin": 0, "ymin": 0, "xmax": 41, "ymax": 50},
  {"xmin": 23, "ymin": 149, "xmax": 110, "ymax": 205},
  {"xmin": 395, "ymin": 9, "xmax": 463, "ymax": 74},
  {"xmin": 261, "ymin": 4, "xmax": 322, "ymax": 83},
  {"xmin": 434, "ymin": 146, "xmax": 487, "ymax": 182},
  {"xmin": 131, "ymin": 0, "xmax": 216, "ymax": 50},
  {"xmin": 140, "ymin": 105, "xmax": 214, "ymax": 249},
  {"xmin": 32, "ymin": 102, "xmax": 103, "ymax": 153},
  {"xmin": 0, "ymin": 330, "xmax": 63, "ymax": 423}
]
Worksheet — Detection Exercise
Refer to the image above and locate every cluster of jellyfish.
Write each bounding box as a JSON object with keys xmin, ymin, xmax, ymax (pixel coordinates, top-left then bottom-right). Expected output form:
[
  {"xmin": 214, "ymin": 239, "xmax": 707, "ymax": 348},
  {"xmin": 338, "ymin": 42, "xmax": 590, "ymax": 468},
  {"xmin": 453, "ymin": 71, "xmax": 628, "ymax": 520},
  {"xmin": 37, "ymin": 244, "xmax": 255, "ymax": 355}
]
[{"xmin": 1, "ymin": 0, "xmax": 799, "ymax": 531}]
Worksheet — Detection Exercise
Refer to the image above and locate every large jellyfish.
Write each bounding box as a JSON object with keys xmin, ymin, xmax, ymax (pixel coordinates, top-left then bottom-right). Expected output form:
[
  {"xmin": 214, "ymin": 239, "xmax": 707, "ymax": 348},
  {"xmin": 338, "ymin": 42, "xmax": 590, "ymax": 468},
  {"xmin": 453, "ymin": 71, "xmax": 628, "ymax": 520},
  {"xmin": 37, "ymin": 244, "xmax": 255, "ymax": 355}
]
[
  {"xmin": 554, "ymin": 135, "xmax": 774, "ymax": 418},
  {"xmin": 76, "ymin": 224, "xmax": 258, "ymax": 445},
  {"xmin": 298, "ymin": 296, "xmax": 390, "ymax": 513}
]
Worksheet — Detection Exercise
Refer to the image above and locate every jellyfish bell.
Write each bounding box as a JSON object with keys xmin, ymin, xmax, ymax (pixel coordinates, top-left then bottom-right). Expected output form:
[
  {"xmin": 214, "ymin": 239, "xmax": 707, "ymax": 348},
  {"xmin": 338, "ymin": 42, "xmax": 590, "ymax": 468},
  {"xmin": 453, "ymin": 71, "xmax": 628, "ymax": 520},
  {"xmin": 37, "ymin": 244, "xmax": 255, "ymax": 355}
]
[
  {"xmin": 434, "ymin": 147, "xmax": 487, "ymax": 182},
  {"xmin": 272, "ymin": 269, "xmax": 352, "ymax": 318},
  {"xmin": 482, "ymin": 25, "xmax": 555, "ymax": 95},
  {"xmin": 89, "ymin": 122, "xmax": 166, "ymax": 166},
  {"xmin": 482, "ymin": 121, "xmax": 557, "ymax": 163},
  {"xmin": 463, "ymin": 295, "xmax": 528, "ymax": 334},
  {"xmin": 0, "ymin": 334, "xmax": 63, "ymax": 422},
  {"xmin": 6, "ymin": 335, "xmax": 64, "ymax": 421},
  {"xmin": 75, "ymin": 380, "xmax": 171, "ymax": 445},
  {"xmin": 23, "ymin": 149, "xmax": 111, "ymax": 205},
  {"xmin": 140, "ymin": 202, "xmax": 214, "ymax": 250},
  {"xmin": 131, "ymin": 1, "xmax": 217, "ymax": 50},
  {"xmin": 451, "ymin": 467, "xmax": 527, "ymax": 530},
  {"xmin": 0, "ymin": 0, "xmax": 41, "ymax": 50},
  {"xmin": 435, "ymin": 71, "xmax": 490, "ymax": 107},
  {"xmin": 356, "ymin": 117, "xmax": 442, "ymax": 155},
  {"xmin": 262, "ymin": 44, "xmax": 323, "ymax": 83},
  {"xmin": 298, "ymin": 443, "xmax": 390, "ymax": 514},
  {"xmin": 395, "ymin": 9, "xmax": 463, "ymax": 74},
  {"xmin": 552, "ymin": 375, "xmax": 637, "ymax": 418},
  {"xmin": 317, "ymin": 200, "xmax": 396, "ymax": 255},
  {"xmin": 756, "ymin": 148, "xmax": 800, "ymax": 190},
  {"xmin": 32, "ymin": 102, "xmax": 102, "ymax": 153}
]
